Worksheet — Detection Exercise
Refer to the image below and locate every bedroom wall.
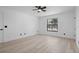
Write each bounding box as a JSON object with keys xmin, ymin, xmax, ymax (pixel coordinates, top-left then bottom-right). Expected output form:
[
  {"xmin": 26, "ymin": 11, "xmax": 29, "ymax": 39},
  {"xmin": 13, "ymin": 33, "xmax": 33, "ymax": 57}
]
[
  {"xmin": 1, "ymin": 9, "xmax": 38, "ymax": 42},
  {"xmin": 38, "ymin": 9, "xmax": 76, "ymax": 39},
  {"xmin": 0, "ymin": 7, "xmax": 76, "ymax": 42},
  {"xmin": 76, "ymin": 7, "xmax": 79, "ymax": 48}
]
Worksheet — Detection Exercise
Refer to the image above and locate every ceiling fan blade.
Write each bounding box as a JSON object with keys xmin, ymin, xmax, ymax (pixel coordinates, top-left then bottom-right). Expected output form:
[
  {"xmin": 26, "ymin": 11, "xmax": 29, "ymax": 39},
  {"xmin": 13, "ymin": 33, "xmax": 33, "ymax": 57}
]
[
  {"xmin": 35, "ymin": 6, "xmax": 39, "ymax": 8},
  {"xmin": 35, "ymin": 6, "xmax": 40, "ymax": 8},
  {"xmin": 42, "ymin": 9, "xmax": 46, "ymax": 12},
  {"xmin": 42, "ymin": 6, "xmax": 46, "ymax": 9},
  {"xmin": 33, "ymin": 9, "xmax": 38, "ymax": 11}
]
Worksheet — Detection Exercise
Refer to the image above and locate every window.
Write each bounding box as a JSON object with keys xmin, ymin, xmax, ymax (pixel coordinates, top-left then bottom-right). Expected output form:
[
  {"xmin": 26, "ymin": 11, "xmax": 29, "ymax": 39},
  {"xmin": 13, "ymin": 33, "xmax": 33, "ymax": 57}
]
[{"xmin": 47, "ymin": 18, "xmax": 58, "ymax": 32}]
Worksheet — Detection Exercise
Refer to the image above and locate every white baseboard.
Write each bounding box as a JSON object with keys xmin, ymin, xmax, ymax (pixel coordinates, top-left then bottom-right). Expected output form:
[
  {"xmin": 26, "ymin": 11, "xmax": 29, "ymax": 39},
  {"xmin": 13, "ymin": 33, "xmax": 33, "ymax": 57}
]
[
  {"xmin": 2, "ymin": 34, "xmax": 37, "ymax": 43},
  {"xmin": 37, "ymin": 34, "xmax": 75, "ymax": 40}
]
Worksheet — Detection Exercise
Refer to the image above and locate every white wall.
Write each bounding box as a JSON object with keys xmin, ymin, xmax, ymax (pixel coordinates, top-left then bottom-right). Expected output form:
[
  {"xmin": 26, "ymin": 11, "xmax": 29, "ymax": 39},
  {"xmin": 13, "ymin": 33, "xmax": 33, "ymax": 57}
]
[
  {"xmin": 1, "ymin": 10, "xmax": 38, "ymax": 42},
  {"xmin": 0, "ymin": 11, "xmax": 3, "ymax": 42},
  {"xmin": 38, "ymin": 9, "xmax": 76, "ymax": 39},
  {"xmin": 76, "ymin": 7, "xmax": 79, "ymax": 48},
  {"xmin": 0, "ymin": 7, "xmax": 76, "ymax": 42}
]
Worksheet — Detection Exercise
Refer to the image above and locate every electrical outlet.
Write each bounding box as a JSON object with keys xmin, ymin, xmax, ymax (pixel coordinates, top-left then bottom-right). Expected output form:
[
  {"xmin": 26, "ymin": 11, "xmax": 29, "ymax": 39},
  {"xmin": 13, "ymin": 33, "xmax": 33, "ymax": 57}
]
[
  {"xmin": 64, "ymin": 33, "xmax": 66, "ymax": 35},
  {"xmin": 20, "ymin": 33, "xmax": 22, "ymax": 36},
  {"xmin": 24, "ymin": 33, "xmax": 26, "ymax": 35}
]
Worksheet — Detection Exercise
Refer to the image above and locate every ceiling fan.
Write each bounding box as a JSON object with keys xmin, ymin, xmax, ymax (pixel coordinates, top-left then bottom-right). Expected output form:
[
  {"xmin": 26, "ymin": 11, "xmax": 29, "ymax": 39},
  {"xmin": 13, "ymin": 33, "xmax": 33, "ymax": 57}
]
[{"xmin": 33, "ymin": 6, "xmax": 46, "ymax": 12}]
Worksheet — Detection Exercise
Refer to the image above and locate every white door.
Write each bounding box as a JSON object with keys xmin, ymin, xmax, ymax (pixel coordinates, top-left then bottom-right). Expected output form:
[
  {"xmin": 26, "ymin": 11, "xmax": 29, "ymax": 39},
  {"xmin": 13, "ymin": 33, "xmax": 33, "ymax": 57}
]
[{"xmin": 0, "ymin": 12, "xmax": 3, "ymax": 42}]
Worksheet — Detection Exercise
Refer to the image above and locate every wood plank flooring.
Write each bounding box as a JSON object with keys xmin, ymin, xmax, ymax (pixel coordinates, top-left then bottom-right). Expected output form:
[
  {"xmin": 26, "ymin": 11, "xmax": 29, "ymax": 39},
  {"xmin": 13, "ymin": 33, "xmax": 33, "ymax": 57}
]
[{"xmin": 0, "ymin": 35, "xmax": 79, "ymax": 53}]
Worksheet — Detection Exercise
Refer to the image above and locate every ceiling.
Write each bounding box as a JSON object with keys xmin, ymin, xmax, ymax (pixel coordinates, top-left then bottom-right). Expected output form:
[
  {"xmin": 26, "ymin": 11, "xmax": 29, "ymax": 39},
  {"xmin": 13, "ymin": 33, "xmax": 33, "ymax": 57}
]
[{"xmin": 0, "ymin": 6, "xmax": 75, "ymax": 16}]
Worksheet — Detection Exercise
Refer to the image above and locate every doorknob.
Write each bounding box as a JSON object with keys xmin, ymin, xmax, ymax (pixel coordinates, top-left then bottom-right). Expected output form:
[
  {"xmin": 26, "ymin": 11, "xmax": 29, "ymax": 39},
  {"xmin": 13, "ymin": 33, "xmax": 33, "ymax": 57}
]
[{"xmin": 0, "ymin": 29, "xmax": 3, "ymax": 31}]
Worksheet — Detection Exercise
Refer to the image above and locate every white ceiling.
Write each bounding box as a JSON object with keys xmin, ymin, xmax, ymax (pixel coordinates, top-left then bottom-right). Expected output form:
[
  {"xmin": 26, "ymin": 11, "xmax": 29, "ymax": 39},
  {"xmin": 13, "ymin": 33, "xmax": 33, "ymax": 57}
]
[{"xmin": 0, "ymin": 6, "xmax": 75, "ymax": 16}]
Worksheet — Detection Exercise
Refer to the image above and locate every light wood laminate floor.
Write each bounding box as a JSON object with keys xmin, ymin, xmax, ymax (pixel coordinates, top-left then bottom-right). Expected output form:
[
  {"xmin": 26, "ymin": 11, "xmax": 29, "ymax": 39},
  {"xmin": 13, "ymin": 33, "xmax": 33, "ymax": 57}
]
[{"xmin": 0, "ymin": 35, "xmax": 79, "ymax": 53}]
